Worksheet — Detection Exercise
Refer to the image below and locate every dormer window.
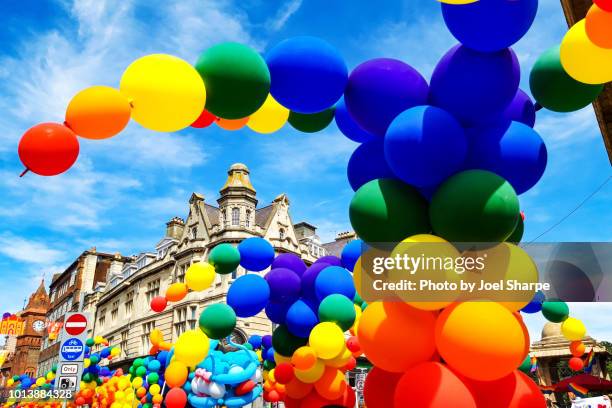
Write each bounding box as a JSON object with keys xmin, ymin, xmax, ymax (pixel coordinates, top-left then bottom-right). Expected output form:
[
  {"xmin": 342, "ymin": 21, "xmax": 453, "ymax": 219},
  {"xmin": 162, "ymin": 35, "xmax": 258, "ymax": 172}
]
[
  {"xmin": 279, "ymin": 228, "xmax": 285, "ymax": 240},
  {"xmin": 191, "ymin": 226, "xmax": 198, "ymax": 239},
  {"xmin": 232, "ymin": 208, "xmax": 240, "ymax": 226}
]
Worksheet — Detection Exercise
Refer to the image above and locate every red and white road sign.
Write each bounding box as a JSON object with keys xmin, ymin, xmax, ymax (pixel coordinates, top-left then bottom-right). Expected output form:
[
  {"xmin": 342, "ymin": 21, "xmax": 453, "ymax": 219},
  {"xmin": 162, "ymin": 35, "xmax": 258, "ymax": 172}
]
[{"xmin": 64, "ymin": 314, "xmax": 88, "ymax": 336}]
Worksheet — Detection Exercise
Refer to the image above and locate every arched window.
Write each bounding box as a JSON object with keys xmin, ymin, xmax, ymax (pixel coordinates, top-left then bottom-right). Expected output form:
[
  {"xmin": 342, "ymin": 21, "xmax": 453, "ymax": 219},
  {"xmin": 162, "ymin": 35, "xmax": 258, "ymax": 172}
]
[
  {"xmin": 279, "ymin": 228, "xmax": 285, "ymax": 240},
  {"xmin": 223, "ymin": 210, "xmax": 227, "ymax": 226},
  {"xmin": 232, "ymin": 208, "xmax": 240, "ymax": 226},
  {"xmin": 245, "ymin": 210, "xmax": 251, "ymax": 227}
]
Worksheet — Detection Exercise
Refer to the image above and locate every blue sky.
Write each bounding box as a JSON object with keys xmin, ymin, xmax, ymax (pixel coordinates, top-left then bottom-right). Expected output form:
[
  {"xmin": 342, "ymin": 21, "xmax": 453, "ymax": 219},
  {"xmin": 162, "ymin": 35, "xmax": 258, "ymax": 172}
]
[{"xmin": 0, "ymin": 0, "xmax": 611, "ymax": 344}]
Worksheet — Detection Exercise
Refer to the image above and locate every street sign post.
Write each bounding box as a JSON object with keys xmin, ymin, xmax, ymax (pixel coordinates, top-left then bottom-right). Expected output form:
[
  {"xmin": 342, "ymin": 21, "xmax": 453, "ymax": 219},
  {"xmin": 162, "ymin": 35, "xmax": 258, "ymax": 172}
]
[{"xmin": 54, "ymin": 312, "xmax": 90, "ymax": 394}]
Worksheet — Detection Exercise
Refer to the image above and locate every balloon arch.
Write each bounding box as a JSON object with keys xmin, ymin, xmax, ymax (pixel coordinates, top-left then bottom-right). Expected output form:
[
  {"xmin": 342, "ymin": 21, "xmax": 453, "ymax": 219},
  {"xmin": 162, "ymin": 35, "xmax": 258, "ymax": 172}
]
[{"xmin": 10, "ymin": 0, "xmax": 612, "ymax": 407}]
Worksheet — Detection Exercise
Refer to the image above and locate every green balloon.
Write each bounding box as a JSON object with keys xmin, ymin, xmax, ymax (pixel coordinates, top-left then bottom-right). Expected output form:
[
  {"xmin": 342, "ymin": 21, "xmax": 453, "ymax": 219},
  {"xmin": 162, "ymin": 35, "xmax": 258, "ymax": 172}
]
[
  {"xmin": 82, "ymin": 373, "xmax": 92, "ymax": 383},
  {"xmin": 518, "ymin": 355, "xmax": 532, "ymax": 374},
  {"xmin": 318, "ymin": 294, "xmax": 356, "ymax": 331},
  {"xmin": 195, "ymin": 42, "xmax": 270, "ymax": 119},
  {"xmin": 86, "ymin": 338, "xmax": 95, "ymax": 347},
  {"xmin": 263, "ymin": 360, "xmax": 276, "ymax": 371},
  {"xmin": 272, "ymin": 325, "xmax": 308, "ymax": 357},
  {"xmin": 135, "ymin": 366, "xmax": 147, "ymax": 377},
  {"xmin": 12, "ymin": 375, "xmax": 19, "ymax": 381},
  {"xmin": 288, "ymin": 108, "xmax": 335, "ymax": 133},
  {"xmin": 199, "ymin": 303, "xmax": 237, "ymax": 340},
  {"xmin": 51, "ymin": 363, "xmax": 57, "ymax": 373},
  {"xmin": 353, "ymin": 292, "xmax": 363, "ymax": 306},
  {"xmin": 541, "ymin": 300, "xmax": 569, "ymax": 323},
  {"xmin": 133, "ymin": 358, "xmax": 144, "ymax": 367},
  {"xmin": 349, "ymin": 179, "xmax": 430, "ymax": 244},
  {"xmin": 530, "ymin": 46, "xmax": 603, "ymax": 113},
  {"xmin": 361, "ymin": 302, "xmax": 368, "ymax": 311},
  {"xmin": 208, "ymin": 243, "xmax": 241, "ymax": 275},
  {"xmin": 147, "ymin": 372, "xmax": 159, "ymax": 384},
  {"xmin": 430, "ymin": 170, "xmax": 519, "ymax": 242},
  {"xmin": 244, "ymin": 343, "xmax": 253, "ymax": 351},
  {"xmin": 507, "ymin": 215, "xmax": 524, "ymax": 244}
]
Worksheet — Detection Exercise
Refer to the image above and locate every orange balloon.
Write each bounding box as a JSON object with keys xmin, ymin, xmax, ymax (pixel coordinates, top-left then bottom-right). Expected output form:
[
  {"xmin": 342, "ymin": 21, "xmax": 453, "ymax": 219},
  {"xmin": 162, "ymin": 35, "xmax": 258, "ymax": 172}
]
[
  {"xmin": 313, "ymin": 366, "xmax": 347, "ymax": 401},
  {"xmin": 435, "ymin": 302, "xmax": 527, "ymax": 381},
  {"xmin": 291, "ymin": 346, "xmax": 317, "ymax": 370},
  {"xmin": 586, "ymin": 5, "xmax": 612, "ymax": 49},
  {"xmin": 284, "ymin": 378, "xmax": 313, "ymax": 399},
  {"xmin": 570, "ymin": 340, "xmax": 586, "ymax": 357},
  {"xmin": 165, "ymin": 361, "xmax": 188, "ymax": 388},
  {"xmin": 216, "ymin": 117, "xmax": 249, "ymax": 131},
  {"xmin": 65, "ymin": 86, "xmax": 131, "ymax": 139},
  {"xmin": 464, "ymin": 370, "xmax": 547, "ymax": 408},
  {"xmin": 166, "ymin": 283, "xmax": 188, "ymax": 302},
  {"xmin": 357, "ymin": 302, "xmax": 436, "ymax": 372}
]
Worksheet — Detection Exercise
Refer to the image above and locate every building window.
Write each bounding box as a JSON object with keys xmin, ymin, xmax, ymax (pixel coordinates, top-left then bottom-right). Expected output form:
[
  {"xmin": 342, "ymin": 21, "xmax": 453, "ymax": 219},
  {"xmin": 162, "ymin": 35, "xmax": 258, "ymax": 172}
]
[
  {"xmin": 120, "ymin": 330, "xmax": 129, "ymax": 357},
  {"xmin": 111, "ymin": 301, "xmax": 119, "ymax": 323},
  {"xmin": 125, "ymin": 292, "xmax": 134, "ymax": 317},
  {"xmin": 98, "ymin": 309, "xmax": 106, "ymax": 329},
  {"xmin": 174, "ymin": 307, "xmax": 187, "ymax": 337},
  {"xmin": 69, "ymin": 270, "xmax": 76, "ymax": 287},
  {"xmin": 245, "ymin": 210, "xmax": 251, "ymax": 227},
  {"xmin": 191, "ymin": 226, "xmax": 198, "ymax": 239},
  {"xmin": 232, "ymin": 208, "xmax": 240, "ymax": 226},
  {"xmin": 279, "ymin": 228, "xmax": 285, "ymax": 240},
  {"xmin": 145, "ymin": 279, "xmax": 160, "ymax": 303},
  {"xmin": 176, "ymin": 264, "xmax": 188, "ymax": 283},
  {"xmin": 141, "ymin": 321, "xmax": 155, "ymax": 354}
]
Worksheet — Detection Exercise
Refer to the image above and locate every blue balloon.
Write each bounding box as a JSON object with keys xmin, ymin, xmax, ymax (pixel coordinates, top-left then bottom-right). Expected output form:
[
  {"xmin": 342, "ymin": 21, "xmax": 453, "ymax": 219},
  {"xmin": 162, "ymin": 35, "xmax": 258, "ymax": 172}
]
[
  {"xmin": 227, "ymin": 274, "xmax": 270, "ymax": 317},
  {"xmin": 502, "ymin": 89, "xmax": 536, "ymax": 128},
  {"xmin": 238, "ymin": 237, "xmax": 275, "ymax": 272},
  {"xmin": 385, "ymin": 105, "xmax": 467, "ymax": 188},
  {"xmin": 271, "ymin": 253, "xmax": 306, "ymax": 277},
  {"xmin": 347, "ymin": 139, "xmax": 395, "ymax": 191},
  {"xmin": 100, "ymin": 348, "xmax": 110, "ymax": 359},
  {"xmin": 341, "ymin": 239, "xmax": 365, "ymax": 271},
  {"xmin": 314, "ymin": 256, "xmax": 341, "ymax": 267},
  {"xmin": 442, "ymin": 0, "xmax": 538, "ymax": 53},
  {"xmin": 521, "ymin": 290, "xmax": 546, "ymax": 314},
  {"xmin": 314, "ymin": 266, "xmax": 356, "ymax": 301},
  {"xmin": 262, "ymin": 335, "xmax": 273, "ymax": 350},
  {"xmin": 335, "ymin": 97, "xmax": 376, "ymax": 143},
  {"xmin": 301, "ymin": 262, "xmax": 330, "ymax": 300},
  {"xmin": 430, "ymin": 45, "xmax": 520, "ymax": 127},
  {"xmin": 466, "ymin": 121, "xmax": 547, "ymax": 194},
  {"xmin": 266, "ymin": 36, "xmax": 348, "ymax": 114},
  {"xmin": 265, "ymin": 347, "xmax": 275, "ymax": 362},
  {"xmin": 148, "ymin": 359, "xmax": 161, "ymax": 372},
  {"xmin": 345, "ymin": 58, "xmax": 429, "ymax": 137},
  {"xmin": 248, "ymin": 335, "xmax": 262, "ymax": 349},
  {"xmin": 157, "ymin": 351, "xmax": 169, "ymax": 366},
  {"xmin": 265, "ymin": 268, "xmax": 301, "ymax": 303},
  {"xmin": 285, "ymin": 299, "xmax": 319, "ymax": 338},
  {"xmin": 265, "ymin": 300, "xmax": 291, "ymax": 324}
]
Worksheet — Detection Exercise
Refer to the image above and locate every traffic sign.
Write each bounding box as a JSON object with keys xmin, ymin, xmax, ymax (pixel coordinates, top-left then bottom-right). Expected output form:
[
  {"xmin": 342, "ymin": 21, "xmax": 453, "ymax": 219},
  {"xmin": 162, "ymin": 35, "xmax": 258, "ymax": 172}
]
[
  {"xmin": 64, "ymin": 313, "xmax": 88, "ymax": 336},
  {"xmin": 60, "ymin": 338, "xmax": 84, "ymax": 361}
]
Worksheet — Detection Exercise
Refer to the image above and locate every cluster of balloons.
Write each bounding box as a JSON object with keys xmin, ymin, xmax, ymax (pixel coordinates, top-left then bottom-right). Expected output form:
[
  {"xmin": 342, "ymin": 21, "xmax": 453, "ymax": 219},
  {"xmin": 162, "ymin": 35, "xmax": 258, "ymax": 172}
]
[{"xmin": 4, "ymin": 368, "xmax": 56, "ymax": 392}]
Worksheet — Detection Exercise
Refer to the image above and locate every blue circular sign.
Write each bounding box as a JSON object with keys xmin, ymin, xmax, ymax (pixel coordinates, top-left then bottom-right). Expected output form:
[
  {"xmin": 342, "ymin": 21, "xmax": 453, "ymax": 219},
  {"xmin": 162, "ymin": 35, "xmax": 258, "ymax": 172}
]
[{"xmin": 61, "ymin": 338, "xmax": 84, "ymax": 361}]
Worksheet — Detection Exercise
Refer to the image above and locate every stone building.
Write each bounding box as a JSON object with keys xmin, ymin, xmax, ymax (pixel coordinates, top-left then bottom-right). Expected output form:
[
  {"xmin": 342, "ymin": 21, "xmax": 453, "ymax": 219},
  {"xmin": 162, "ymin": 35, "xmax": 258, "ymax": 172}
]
[
  {"xmin": 87, "ymin": 163, "xmax": 348, "ymax": 365},
  {"xmin": 1, "ymin": 281, "xmax": 49, "ymax": 380}
]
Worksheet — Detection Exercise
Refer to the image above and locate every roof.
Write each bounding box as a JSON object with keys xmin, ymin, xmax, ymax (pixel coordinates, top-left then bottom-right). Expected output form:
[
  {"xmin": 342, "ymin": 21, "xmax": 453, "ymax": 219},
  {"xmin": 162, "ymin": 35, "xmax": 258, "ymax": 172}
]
[
  {"xmin": 204, "ymin": 203, "xmax": 220, "ymax": 226},
  {"xmin": 255, "ymin": 205, "xmax": 274, "ymax": 227},
  {"xmin": 322, "ymin": 240, "xmax": 346, "ymax": 257}
]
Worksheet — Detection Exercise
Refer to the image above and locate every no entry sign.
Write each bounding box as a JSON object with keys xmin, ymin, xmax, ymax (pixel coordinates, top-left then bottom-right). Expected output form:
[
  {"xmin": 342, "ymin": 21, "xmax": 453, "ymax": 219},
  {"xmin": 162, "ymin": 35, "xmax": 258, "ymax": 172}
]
[{"xmin": 64, "ymin": 313, "xmax": 88, "ymax": 336}]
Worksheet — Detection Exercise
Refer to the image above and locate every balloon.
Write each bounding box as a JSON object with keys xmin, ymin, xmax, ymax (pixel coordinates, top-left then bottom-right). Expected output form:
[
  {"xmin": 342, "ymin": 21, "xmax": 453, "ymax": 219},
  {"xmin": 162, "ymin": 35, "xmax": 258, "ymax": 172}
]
[
  {"xmin": 174, "ymin": 330, "xmax": 210, "ymax": 367},
  {"xmin": 466, "ymin": 121, "xmax": 547, "ymax": 195},
  {"xmin": 569, "ymin": 357, "xmax": 584, "ymax": 371},
  {"xmin": 285, "ymin": 300, "xmax": 319, "ymax": 338},
  {"xmin": 285, "ymin": 378, "xmax": 312, "ymax": 399},
  {"xmin": 150, "ymin": 296, "xmax": 167, "ymax": 312},
  {"xmin": 238, "ymin": 237, "xmax": 275, "ymax": 271},
  {"xmin": 191, "ymin": 109, "xmax": 217, "ymax": 128},
  {"xmin": 272, "ymin": 325, "xmax": 308, "ymax": 357},
  {"xmin": 318, "ymin": 295, "xmax": 356, "ymax": 332},
  {"xmin": 561, "ymin": 317, "xmax": 586, "ymax": 341},
  {"xmin": 65, "ymin": 86, "xmax": 131, "ymax": 139},
  {"xmin": 435, "ymin": 302, "xmax": 527, "ymax": 381},
  {"xmin": 274, "ymin": 363, "xmax": 294, "ymax": 385},
  {"xmin": 541, "ymin": 300, "xmax": 569, "ymax": 323},
  {"xmin": 227, "ymin": 274, "xmax": 270, "ymax": 317},
  {"xmin": 313, "ymin": 367, "xmax": 347, "ymax": 400},
  {"xmin": 349, "ymin": 179, "xmax": 430, "ymax": 244},
  {"xmin": 216, "ymin": 117, "xmax": 249, "ymax": 131},
  {"xmin": 464, "ymin": 370, "xmax": 546, "ymax": 408},
  {"xmin": 334, "ymin": 97, "xmax": 376, "ymax": 143},
  {"xmin": 291, "ymin": 346, "xmax": 318, "ymax": 370},
  {"xmin": 147, "ymin": 372, "xmax": 159, "ymax": 384},
  {"xmin": 518, "ymin": 355, "xmax": 532, "ymax": 374},
  {"xmin": 561, "ymin": 19, "xmax": 612, "ymax": 84},
  {"xmin": 120, "ymin": 54, "xmax": 205, "ymax": 132},
  {"xmin": 271, "ymin": 253, "xmax": 306, "ymax": 276},
  {"xmin": 521, "ymin": 290, "xmax": 545, "ymax": 314},
  {"xmin": 165, "ymin": 361, "xmax": 188, "ymax": 388},
  {"xmin": 166, "ymin": 283, "xmax": 188, "ymax": 302},
  {"xmin": 195, "ymin": 42, "xmax": 270, "ymax": 119},
  {"xmin": 148, "ymin": 359, "xmax": 161, "ymax": 372},
  {"xmin": 507, "ymin": 215, "xmax": 525, "ymax": 244},
  {"xmin": 530, "ymin": 46, "xmax": 603, "ymax": 112},
  {"xmin": 430, "ymin": 170, "xmax": 520, "ymax": 242},
  {"xmin": 441, "ymin": 0, "xmax": 537, "ymax": 52},
  {"xmin": 346, "ymin": 139, "xmax": 395, "ymax": 192},
  {"xmin": 340, "ymin": 239, "xmax": 363, "ymax": 271},
  {"xmin": 588, "ymin": 4, "xmax": 612, "ymax": 48},
  {"xmin": 288, "ymin": 108, "xmax": 335, "ymax": 133},
  {"xmin": 247, "ymin": 94, "xmax": 289, "ymax": 134},
  {"xmin": 344, "ymin": 58, "xmax": 428, "ymax": 136},
  {"xmin": 265, "ymin": 300, "xmax": 291, "ymax": 324},
  {"xmin": 164, "ymin": 388, "xmax": 187, "ymax": 408},
  {"xmin": 185, "ymin": 262, "xmax": 215, "ymax": 291},
  {"xmin": 314, "ymin": 255, "xmax": 342, "ymax": 267},
  {"xmin": 265, "ymin": 268, "xmax": 302, "ymax": 303},
  {"xmin": 502, "ymin": 89, "xmax": 536, "ymax": 128},
  {"xmin": 18, "ymin": 123, "xmax": 79, "ymax": 176},
  {"xmin": 198, "ymin": 303, "xmax": 236, "ymax": 339},
  {"xmin": 266, "ymin": 36, "xmax": 347, "ymax": 114},
  {"xmin": 314, "ymin": 266, "xmax": 355, "ymax": 302},
  {"xmin": 595, "ymin": 0, "xmax": 612, "ymax": 12},
  {"xmin": 570, "ymin": 341, "xmax": 586, "ymax": 357},
  {"xmin": 309, "ymin": 322, "xmax": 345, "ymax": 360},
  {"xmin": 207, "ymin": 243, "xmax": 240, "ymax": 275},
  {"xmin": 385, "ymin": 105, "xmax": 467, "ymax": 188}
]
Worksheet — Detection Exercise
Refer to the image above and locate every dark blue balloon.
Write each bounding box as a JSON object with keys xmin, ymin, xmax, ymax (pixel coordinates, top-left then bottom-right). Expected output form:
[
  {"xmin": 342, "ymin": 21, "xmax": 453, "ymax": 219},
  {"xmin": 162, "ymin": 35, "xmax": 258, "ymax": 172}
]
[
  {"xmin": 157, "ymin": 351, "xmax": 169, "ymax": 366},
  {"xmin": 442, "ymin": 0, "xmax": 538, "ymax": 53},
  {"xmin": 285, "ymin": 299, "xmax": 319, "ymax": 338},
  {"xmin": 100, "ymin": 348, "xmax": 110, "ymax": 359},
  {"xmin": 227, "ymin": 274, "xmax": 270, "ymax": 317},
  {"xmin": 265, "ymin": 347, "xmax": 276, "ymax": 362},
  {"xmin": 345, "ymin": 58, "xmax": 429, "ymax": 137},
  {"xmin": 314, "ymin": 266, "xmax": 356, "ymax": 301},
  {"xmin": 521, "ymin": 291, "xmax": 546, "ymax": 314},
  {"xmin": 238, "ymin": 237, "xmax": 275, "ymax": 272},
  {"xmin": 430, "ymin": 45, "xmax": 520, "ymax": 127},
  {"xmin": 266, "ymin": 36, "xmax": 348, "ymax": 114},
  {"xmin": 341, "ymin": 239, "xmax": 365, "ymax": 271},
  {"xmin": 265, "ymin": 301, "xmax": 291, "ymax": 324},
  {"xmin": 265, "ymin": 268, "xmax": 302, "ymax": 303},
  {"xmin": 262, "ymin": 335, "xmax": 273, "ymax": 349},
  {"xmin": 301, "ymin": 262, "xmax": 330, "ymax": 300},
  {"xmin": 466, "ymin": 121, "xmax": 547, "ymax": 194},
  {"xmin": 335, "ymin": 97, "xmax": 376, "ymax": 143},
  {"xmin": 502, "ymin": 89, "xmax": 536, "ymax": 128},
  {"xmin": 385, "ymin": 105, "xmax": 467, "ymax": 188},
  {"xmin": 347, "ymin": 139, "xmax": 395, "ymax": 191},
  {"xmin": 314, "ymin": 256, "xmax": 342, "ymax": 267},
  {"xmin": 271, "ymin": 253, "xmax": 306, "ymax": 277},
  {"xmin": 248, "ymin": 335, "xmax": 262, "ymax": 349}
]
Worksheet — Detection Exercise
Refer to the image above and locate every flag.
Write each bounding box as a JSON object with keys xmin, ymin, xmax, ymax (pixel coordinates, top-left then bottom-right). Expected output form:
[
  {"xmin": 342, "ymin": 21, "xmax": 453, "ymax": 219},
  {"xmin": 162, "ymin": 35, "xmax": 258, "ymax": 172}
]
[
  {"xmin": 584, "ymin": 348, "xmax": 595, "ymax": 373},
  {"xmin": 568, "ymin": 382, "xmax": 588, "ymax": 398},
  {"xmin": 530, "ymin": 356, "xmax": 538, "ymax": 373},
  {"xmin": 47, "ymin": 321, "xmax": 63, "ymax": 340}
]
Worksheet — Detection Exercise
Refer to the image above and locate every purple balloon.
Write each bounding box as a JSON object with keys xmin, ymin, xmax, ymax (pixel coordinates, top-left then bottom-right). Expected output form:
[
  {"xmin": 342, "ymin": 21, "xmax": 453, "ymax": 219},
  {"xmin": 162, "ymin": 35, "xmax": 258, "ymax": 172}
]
[
  {"xmin": 314, "ymin": 255, "xmax": 342, "ymax": 267},
  {"xmin": 2, "ymin": 312, "xmax": 10, "ymax": 319},
  {"xmin": 265, "ymin": 301, "xmax": 291, "ymax": 324},
  {"xmin": 301, "ymin": 262, "xmax": 330, "ymax": 300},
  {"xmin": 344, "ymin": 58, "xmax": 429, "ymax": 137},
  {"xmin": 262, "ymin": 335, "xmax": 273, "ymax": 349},
  {"xmin": 501, "ymin": 89, "xmax": 536, "ymax": 128},
  {"xmin": 347, "ymin": 139, "xmax": 396, "ymax": 191},
  {"xmin": 335, "ymin": 97, "xmax": 376, "ymax": 143},
  {"xmin": 271, "ymin": 253, "xmax": 307, "ymax": 277},
  {"xmin": 429, "ymin": 45, "xmax": 520, "ymax": 127},
  {"xmin": 265, "ymin": 268, "xmax": 301, "ymax": 303}
]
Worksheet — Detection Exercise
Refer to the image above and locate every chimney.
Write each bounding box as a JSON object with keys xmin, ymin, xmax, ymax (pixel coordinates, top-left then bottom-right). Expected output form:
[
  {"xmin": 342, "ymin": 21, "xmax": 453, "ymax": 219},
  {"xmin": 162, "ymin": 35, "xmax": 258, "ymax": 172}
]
[{"xmin": 166, "ymin": 217, "xmax": 185, "ymax": 240}]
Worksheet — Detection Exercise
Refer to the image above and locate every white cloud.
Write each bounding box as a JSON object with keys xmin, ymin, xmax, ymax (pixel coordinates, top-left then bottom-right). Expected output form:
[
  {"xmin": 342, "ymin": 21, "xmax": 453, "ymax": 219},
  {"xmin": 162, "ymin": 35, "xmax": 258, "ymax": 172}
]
[
  {"xmin": 0, "ymin": 234, "xmax": 65, "ymax": 265},
  {"xmin": 267, "ymin": 0, "xmax": 303, "ymax": 32}
]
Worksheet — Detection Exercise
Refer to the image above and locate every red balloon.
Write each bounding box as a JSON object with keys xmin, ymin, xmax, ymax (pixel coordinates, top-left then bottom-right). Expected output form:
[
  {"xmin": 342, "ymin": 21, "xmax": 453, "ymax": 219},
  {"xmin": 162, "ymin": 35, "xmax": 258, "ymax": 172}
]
[
  {"xmin": 18, "ymin": 123, "xmax": 79, "ymax": 176},
  {"xmin": 165, "ymin": 388, "xmax": 187, "ymax": 408},
  {"xmin": 330, "ymin": 386, "xmax": 356, "ymax": 408},
  {"xmin": 150, "ymin": 296, "xmax": 167, "ymax": 312},
  {"xmin": 569, "ymin": 357, "xmax": 584, "ymax": 371},
  {"xmin": 343, "ymin": 356, "xmax": 356, "ymax": 371},
  {"xmin": 346, "ymin": 336, "xmax": 360, "ymax": 352},
  {"xmin": 394, "ymin": 362, "xmax": 477, "ymax": 408},
  {"xmin": 464, "ymin": 370, "xmax": 546, "ymax": 408},
  {"xmin": 191, "ymin": 109, "xmax": 217, "ymax": 128},
  {"xmin": 363, "ymin": 367, "xmax": 402, "ymax": 408},
  {"xmin": 275, "ymin": 363, "xmax": 295, "ymax": 384},
  {"xmin": 75, "ymin": 397, "xmax": 85, "ymax": 406},
  {"xmin": 266, "ymin": 389, "xmax": 281, "ymax": 402},
  {"xmin": 595, "ymin": 0, "xmax": 612, "ymax": 12}
]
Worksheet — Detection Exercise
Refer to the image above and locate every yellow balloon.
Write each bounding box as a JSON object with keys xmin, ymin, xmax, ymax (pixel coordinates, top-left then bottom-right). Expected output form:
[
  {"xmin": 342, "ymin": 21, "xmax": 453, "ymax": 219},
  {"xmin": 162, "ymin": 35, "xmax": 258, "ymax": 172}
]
[
  {"xmin": 562, "ymin": 317, "xmax": 587, "ymax": 341},
  {"xmin": 268, "ymin": 369, "xmax": 276, "ymax": 384},
  {"xmin": 132, "ymin": 377, "xmax": 143, "ymax": 388},
  {"xmin": 35, "ymin": 377, "xmax": 45, "ymax": 387},
  {"xmin": 325, "ymin": 347, "xmax": 352, "ymax": 368},
  {"xmin": 149, "ymin": 384, "xmax": 161, "ymax": 395},
  {"xmin": 309, "ymin": 322, "xmax": 345, "ymax": 360},
  {"xmin": 174, "ymin": 329, "xmax": 210, "ymax": 367},
  {"xmin": 560, "ymin": 19, "xmax": 612, "ymax": 84},
  {"xmin": 185, "ymin": 262, "xmax": 216, "ymax": 291},
  {"xmin": 247, "ymin": 94, "xmax": 289, "ymax": 134},
  {"xmin": 274, "ymin": 352, "xmax": 292, "ymax": 365},
  {"xmin": 120, "ymin": 54, "xmax": 206, "ymax": 132},
  {"xmin": 294, "ymin": 359, "xmax": 325, "ymax": 383}
]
